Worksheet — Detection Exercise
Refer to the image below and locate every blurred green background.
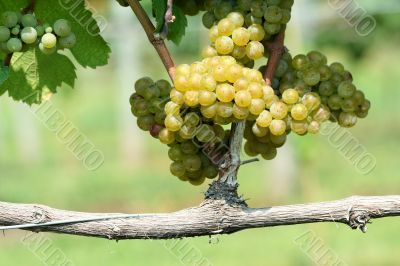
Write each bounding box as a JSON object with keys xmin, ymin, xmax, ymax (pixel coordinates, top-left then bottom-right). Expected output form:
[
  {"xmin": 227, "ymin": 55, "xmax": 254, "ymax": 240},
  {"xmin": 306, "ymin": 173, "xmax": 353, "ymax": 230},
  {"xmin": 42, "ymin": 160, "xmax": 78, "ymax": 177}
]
[{"xmin": 1, "ymin": 0, "xmax": 399, "ymax": 265}]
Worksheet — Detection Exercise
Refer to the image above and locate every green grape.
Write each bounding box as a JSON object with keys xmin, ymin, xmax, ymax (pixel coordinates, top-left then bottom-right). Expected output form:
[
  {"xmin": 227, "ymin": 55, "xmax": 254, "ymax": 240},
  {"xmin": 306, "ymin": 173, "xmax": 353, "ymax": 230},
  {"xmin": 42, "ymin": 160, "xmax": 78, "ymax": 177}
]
[
  {"xmin": 282, "ymin": 88, "xmax": 299, "ymax": 104},
  {"xmin": 180, "ymin": 0, "xmax": 199, "ymax": 16},
  {"xmin": 292, "ymin": 54, "xmax": 310, "ymax": 71},
  {"xmin": 196, "ymin": 124, "xmax": 215, "ymax": 142},
  {"xmin": 302, "ymin": 92, "xmax": 321, "ymax": 111},
  {"xmin": 21, "ymin": 14, "xmax": 38, "ymax": 27},
  {"xmin": 245, "ymin": 41, "xmax": 264, "ymax": 60},
  {"xmin": 263, "ymin": 23, "xmax": 281, "ymax": 35},
  {"xmin": 342, "ymin": 70, "xmax": 353, "ymax": 82},
  {"xmin": 217, "ymin": 18, "xmax": 235, "ymax": 36},
  {"xmin": 179, "ymin": 125, "xmax": 196, "ymax": 140},
  {"xmin": 215, "ymin": 36, "xmax": 234, "ymax": 55},
  {"xmin": 132, "ymin": 99, "xmax": 150, "ymax": 116},
  {"xmin": 290, "ymin": 103, "xmax": 308, "ymax": 120},
  {"xmin": 217, "ymin": 102, "xmax": 233, "ymax": 118},
  {"xmin": 156, "ymin": 79, "xmax": 171, "ymax": 97},
  {"xmin": 53, "ymin": 19, "xmax": 71, "ymax": 37},
  {"xmin": 202, "ymin": 11, "xmax": 215, "ymax": 29},
  {"xmin": 35, "ymin": 25, "xmax": 45, "ymax": 36},
  {"xmin": 21, "ymin": 27, "xmax": 38, "ymax": 44},
  {"xmin": 0, "ymin": 26, "xmax": 10, "ymax": 42},
  {"xmin": 6, "ymin": 38, "xmax": 22, "ymax": 52},
  {"xmin": 290, "ymin": 119, "xmax": 308, "ymax": 135},
  {"xmin": 59, "ymin": 33, "xmax": 76, "ymax": 49},
  {"xmin": 275, "ymin": 60, "xmax": 288, "ymax": 77},
  {"xmin": 201, "ymin": 103, "xmax": 218, "ymax": 118},
  {"xmin": 189, "ymin": 176, "xmax": 206, "ymax": 186},
  {"xmin": 39, "ymin": 42, "xmax": 56, "ymax": 55},
  {"xmin": 318, "ymin": 81, "xmax": 335, "ymax": 96},
  {"xmin": 360, "ymin": 99, "xmax": 371, "ymax": 112},
  {"xmin": 204, "ymin": 0, "xmax": 221, "ymax": 11},
  {"xmin": 319, "ymin": 65, "xmax": 332, "ymax": 81},
  {"xmin": 330, "ymin": 62, "xmax": 345, "ymax": 74},
  {"xmin": 355, "ymin": 109, "xmax": 368, "ymax": 118},
  {"xmin": 216, "ymin": 83, "xmax": 235, "ymax": 102},
  {"xmin": 231, "ymin": 45, "xmax": 247, "ymax": 59},
  {"xmin": 41, "ymin": 33, "xmax": 57, "ymax": 48},
  {"xmin": 338, "ymin": 112, "xmax": 357, "ymax": 128},
  {"xmin": 168, "ymin": 145, "xmax": 184, "ymax": 161},
  {"xmin": 183, "ymin": 112, "xmax": 200, "ymax": 127},
  {"xmin": 148, "ymin": 98, "xmax": 163, "ymax": 113},
  {"xmin": 327, "ymin": 94, "xmax": 342, "ymax": 110},
  {"xmin": 232, "ymin": 104, "xmax": 249, "ymax": 119},
  {"xmin": 256, "ymin": 110, "xmax": 273, "ymax": 127},
  {"xmin": 312, "ymin": 104, "xmax": 331, "ymax": 123},
  {"xmin": 251, "ymin": 0, "xmax": 267, "ymax": 18},
  {"xmin": 213, "ymin": 1, "xmax": 232, "ymax": 20},
  {"xmin": 232, "ymin": 27, "xmax": 250, "ymax": 46},
  {"xmin": 352, "ymin": 90, "xmax": 365, "ymax": 106},
  {"xmin": 244, "ymin": 141, "xmax": 258, "ymax": 157},
  {"xmin": 11, "ymin": 27, "xmax": 19, "ymax": 35},
  {"xmin": 181, "ymin": 141, "xmax": 199, "ymax": 155},
  {"xmin": 135, "ymin": 77, "xmax": 154, "ymax": 95},
  {"xmin": 143, "ymin": 85, "xmax": 161, "ymax": 100},
  {"xmin": 237, "ymin": 0, "xmax": 252, "ymax": 11},
  {"xmin": 307, "ymin": 51, "xmax": 327, "ymax": 66},
  {"xmin": 212, "ymin": 124, "xmax": 225, "ymax": 140},
  {"xmin": 308, "ymin": 121, "xmax": 320, "ymax": 134},
  {"xmin": 203, "ymin": 165, "xmax": 218, "ymax": 179},
  {"xmin": 244, "ymin": 13, "xmax": 262, "ymax": 27},
  {"xmin": 264, "ymin": 6, "xmax": 282, "ymax": 24},
  {"xmin": 154, "ymin": 111, "xmax": 167, "ymax": 125},
  {"xmin": 227, "ymin": 12, "xmax": 244, "ymax": 27},
  {"xmin": 337, "ymin": 81, "xmax": 356, "ymax": 98},
  {"xmin": 158, "ymin": 128, "xmax": 175, "ymax": 144},
  {"xmin": 2, "ymin": 11, "xmax": 18, "ymax": 28},
  {"xmin": 280, "ymin": 0, "xmax": 294, "ymax": 9},
  {"xmin": 261, "ymin": 146, "xmax": 277, "ymax": 160},
  {"xmin": 340, "ymin": 98, "xmax": 356, "ymax": 113},
  {"xmin": 170, "ymin": 161, "xmax": 186, "ymax": 178},
  {"xmin": 269, "ymin": 119, "xmax": 286, "ymax": 136},
  {"xmin": 303, "ymin": 68, "xmax": 321, "ymax": 86},
  {"xmin": 270, "ymin": 101, "xmax": 288, "ymax": 119},
  {"xmin": 137, "ymin": 115, "xmax": 155, "ymax": 131},
  {"xmin": 280, "ymin": 9, "xmax": 291, "ymax": 24},
  {"xmin": 252, "ymin": 123, "xmax": 268, "ymax": 137},
  {"xmin": 247, "ymin": 24, "xmax": 265, "ymax": 41},
  {"xmin": 330, "ymin": 73, "xmax": 344, "ymax": 87}
]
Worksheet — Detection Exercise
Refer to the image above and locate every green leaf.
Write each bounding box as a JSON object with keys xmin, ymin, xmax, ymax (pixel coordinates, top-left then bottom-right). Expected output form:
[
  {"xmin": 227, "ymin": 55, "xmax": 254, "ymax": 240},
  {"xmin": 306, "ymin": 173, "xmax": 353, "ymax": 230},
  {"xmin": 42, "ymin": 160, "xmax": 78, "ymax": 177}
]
[
  {"xmin": 0, "ymin": 49, "xmax": 76, "ymax": 105},
  {"xmin": 0, "ymin": 0, "xmax": 28, "ymax": 13},
  {"xmin": 35, "ymin": 0, "xmax": 111, "ymax": 68},
  {"xmin": 0, "ymin": 65, "xmax": 9, "ymax": 96},
  {"xmin": 167, "ymin": 5, "xmax": 187, "ymax": 45},
  {"xmin": 152, "ymin": 0, "xmax": 167, "ymax": 32}
]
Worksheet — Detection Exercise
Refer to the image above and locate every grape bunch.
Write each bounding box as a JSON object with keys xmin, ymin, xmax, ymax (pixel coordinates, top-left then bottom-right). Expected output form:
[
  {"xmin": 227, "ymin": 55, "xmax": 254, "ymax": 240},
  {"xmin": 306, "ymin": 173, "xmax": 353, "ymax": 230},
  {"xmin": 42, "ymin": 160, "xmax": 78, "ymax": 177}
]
[
  {"xmin": 0, "ymin": 11, "xmax": 76, "ymax": 55},
  {"xmin": 171, "ymin": 55, "xmax": 273, "ymax": 127},
  {"xmin": 130, "ymin": 77, "xmax": 221, "ymax": 185}
]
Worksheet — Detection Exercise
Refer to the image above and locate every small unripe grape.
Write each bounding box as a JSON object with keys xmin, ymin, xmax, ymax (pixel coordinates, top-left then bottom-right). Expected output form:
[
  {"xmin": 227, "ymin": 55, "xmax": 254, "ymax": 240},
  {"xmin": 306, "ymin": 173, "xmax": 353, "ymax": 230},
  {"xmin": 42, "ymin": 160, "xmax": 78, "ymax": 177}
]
[
  {"xmin": 11, "ymin": 27, "xmax": 19, "ymax": 35},
  {"xmin": 164, "ymin": 101, "xmax": 180, "ymax": 115},
  {"xmin": 307, "ymin": 50, "xmax": 327, "ymax": 66},
  {"xmin": 261, "ymin": 146, "xmax": 277, "ymax": 160},
  {"xmin": 217, "ymin": 18, "xmax": 235, "ymax": 36},
  {"xmin": 137, "ymin": 115, "xmax": 155, "ymax": 131},
  {"xmin": 302, "ymin": 92, "xmax": 321, "ymax": 111},
  {"xmin": 264, "ymin": 23, "xmax": 281, "ymax": 35},
  {"xmin": 270, "ymin": 101, "xmax": 288, "ymax": 119},
  {"xmin": 201, "ymin": 103, "xmax": 218, "ymax": 118},
  {"xmin": 352, "ymin": 90, "xmax": 365, "ymax": 106},
  {"xmin": 158, "ymin": 128, "xmax": 175, "ymax": 144},
  {"xmin": 6, "ymin": 38, "xmax": 22, "ymax": 52},
  {"xmin": 249, "ymin": 98, "xmax": 265, "ymax": 115},
  {"xmin": 340, "ymin": 98, "xmax": 356, "ymax": 113},
  {"xmin": 264, "ymin": 6, "xmax": 282, "ymax": 24},
  {"xmin": 244, "ymin": 13, "xmax": 262, "ymax": 27},
  {"xmin": 216, "ymin": 83, "xmax": 235, "ymax": 102},
  {"xmin": 330, "ymin": 62, "xmax": 345, "ymax": 74},
  {"xmin": 290, "ymin": 103, "xmax": 308, "ymax": 120},
  {"xmin": 39, "ymin": 42, "xmax": 56, "ymax": 55},
  {"xmin": 156, "ymin": 79, "xmax": 171, "ymax": 97},
  {"xmin": 231, "ymin": 45, "xmax": 246, "ymax": 59},
  {"xmin": 21, "ymin": 27, "xmax": 38, "ymax": 44},
  {"xmin": 202, "ymin": 11, "xmax": 215, "ymax": 29},
  {"xmin": 199, "ymin": 90, "xmax": 217, "ymax": 106},
  {"xmin": 2, "ymin": 11, "xmax": 18, "ymax": 28},
  {"xmin": 21, "ymin": 14, "xmax": 38, "ymax": 27},
  {"xmin": 217, "ymin": 102, "xmax": 233, "ymax": 118},
  {"xmin": 252, "ymin": 123, "xmax": 268, "ymax": 137},
  {"xmin": 319, "ymin": 65, "xmax": 332, "ymax": 81},
  {"xmin": 308, "ymin": 121, "xmax": 320, "ymax": 134},
  {"xmin": 232, "ymin": 104, "xmax": 249, "ymax": 120},
  {"xmin": 203, "ymin": 165, "xmax": 218, "ymax": 179},
  {"xmin": 234, "ymin": 90, "xmax": 252, "ymax": 107},
  {"xmin": 59, "ymin": 33, "xmax": 76, "ymax": 49},
  {"xmin": 270, "ymin": 133, "xmax": 287, "ymax": 147},
  {"xmin": 165, "ymin": 114, "xmax": 183, "ymax": 132},
  {"xmin": 282, "ymin": 88, "xmax": 299, "ymax": 104},
  {"xmin": 35, "ymin": 25, "xmax": 45, "ymax": 36},
  {"xmin": 303, "ymin": 68, "xmax": 321, "ymax": 86},
  {"xmin": 327, "ymin": 94, "xmax": 342, "ymax": 110},
  {"xmin": 0, "ymin": 26, "xmax": 10, "ymax": 42},
  {"xmin": 214, "ymin": 1, "xmax": 232, "ymax": 20},
  {"xmin": 269, "ymin": 119, "xmax": 286, "ymax": 136},
  {"xmin": 246, "ymin": 41, "xmax": 264, "ymax": 60},
  {"xmin": 184, "ymin": 90, "xmax": 199, "ymax": 107},
  {"xmin": 42, "ymin": 33, "xmax": 57, "ymax": 48},
  {"xmin": 170, "ymin": 161, "xmax": 186, "ymax": 178},
  {"xmin": 338, "ymin": 81, "xmax": 356, "ymax": 98},
  {"xmin": 179, "ymin": 125, "xmax": 196, "ymax": 140},
  {"xmin": 54, "ymin": 19, "xmax": 72, "ymax": 37},
  {"xmin": 232, "ymin": 27, "xmax": 250, "ymax": 46},
  {"xmin": 215, "ymin": 36, "xmax": 234, "ymax": 55},
  {"xmin": 247, "ymin": 24, "xmax": 265, "ymax": 41},
  {"xmin": 244, "ymin": 141, "xmax": 258, "ymax": 157},
  {"xmin": 338, "ymin": 112, "xmax": 357, "ymax": 128},
  {"xmin": 280, "ymin": 9, "xmax": 291, "ymax": 24},
  {"xmin": 318, "ymin": 81, "xmax": 335, "ymax": 96},
  {"xmin": 292, "ymin": 54, "xmax": 310, "ymax": 71},
  {"xmin": 291, "ymin": 119, "xmax": 308, "ymax": 135},
  {"xmin": 256, "ymin": 110, "xmax": 273, "ymax": 127}
]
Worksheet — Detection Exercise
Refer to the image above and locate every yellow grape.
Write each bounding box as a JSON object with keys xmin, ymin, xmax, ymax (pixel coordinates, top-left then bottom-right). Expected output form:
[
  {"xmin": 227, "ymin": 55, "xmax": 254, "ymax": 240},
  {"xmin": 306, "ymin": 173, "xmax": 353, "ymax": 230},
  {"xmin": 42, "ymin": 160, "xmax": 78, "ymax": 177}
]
[
  {"xmin": 218, "ymin": 18, "xmax": 235, "ymax": 36},
  {"xmin": 208, "ymin": 25, "xmax": 219, "ymax": 42},
  {"xmin": 201, "ymin": 74, "xmax": 217, "ymax": 91},
  {"xmin": 165, "ymin": 115, "xmax": 183, "ymax": 132},
  {"xmin": 291, "ymin": 119, "xmax": 308, "ymax": 135},
  {"xmin": 234, "ymin": 77, "xmax": 249, "ymax": 91},
  {"xmin": 248, "ymin": 82, "xmax": 263, "ymax": 98},
  {"xmin": 270, "ymin": 101, "xmax": 288, "ymax": 119},
  {"xmin": 252, "ymin": 123, "xmax": 268, "ymax": 137},
  {"xmin": 291, "ymin": 103, "xmax": 308, "ymax": 120},
  {"xmin": 308, "ymin": 121, "xmax": 320, "ymax": 134},
  {"xmin": 199, "ymin": 90, "xmax": 217, "ymax": 106},
  {"xmin": 249, "ymin": 98, "xmax": 265, "ymax": 115},
  {"xmin": 232, "ymin": 27, "xmax": 250, "ymax": 46},
  {"xmin": 215, "ymin": 36, "xmax": 234, "ymax": 55},
  {"xmin": 269, "ymin": 119, "xmax": 286, "ymax": 136},
  {"xmin": 190, "ymin": 62, "xmax": 207, "ymax": 74},
  {"xmin": 227, "ymin": 12, "xmax": 245, "ymax": 27},
  {"xmin": 165, "ymin": 101, "xmax": 180, "ymax": 115},
  {"xmin": 170, "ymin": 89, "xmax": 184, "ymax": 105},
  {"xmin": 232, "ymin": 104, "xmax": 249, "ymax": 120},
  {"xmin": 226, "ymin": 63, "xmax": 243, "ymax": 83},
  {"xmin": 256, "ymin": 110, "xmax": 273, "ymax": 127},
  {"xmin": 282, "ymin": 88, "xmax": 299, "ymax": 104},
  {"xmin": 202, "ymin": 45, "xmax": 218, "ymax": 58},
  {"xmin": 245, "ymin": 69, "xmax": 263, "ymax": 82},
  {"xmin": 234, "ymin": 90, "xmax": 252, "ymax": 107},
  {"xmin": 216, "ymin": 83, "xmax": 235, "ymax": 102},
  {"xmin": 174, "ymin": 75, "xmax": 188, "ymax": 92},
  {"xmin": 176, "ymin": 64, "xmax": 190, "ymax": 76},
  {"xmin": 213, "ymin": 64, "xmax": 227, "ymax": 82},
  {"xmin": 159, "ymin": 128, "xmax": 175, "ymax": 144},
  {"xmin": 201, "ymin": 103, "xmax": 218, "ymax": 118},
  {"xmin": 247, "ymin": 24, "xmax": 265, "ymax": 41},
  {"xmin": 189, "ymin": 73, "xmax": 203, "ymax": 90},
  {"xmin": 231, "ymin": 45, "xmax": 247, "ymax": 59},
  {"xmin": 246, "ymin": 41, "xmax": 264, "ymax": 60},
  {"xmin": 184, "ymin": 90, "xmax": 199, "ymax": 107},
  {"xmin": 217, "ymin": 102, "xmax": 233, "ymax": 118}
]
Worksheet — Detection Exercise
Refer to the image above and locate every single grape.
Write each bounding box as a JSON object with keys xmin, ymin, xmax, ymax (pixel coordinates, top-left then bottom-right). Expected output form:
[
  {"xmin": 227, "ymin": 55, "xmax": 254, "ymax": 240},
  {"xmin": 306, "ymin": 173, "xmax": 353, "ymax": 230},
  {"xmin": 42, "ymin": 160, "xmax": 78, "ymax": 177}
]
[
  {"xmin": 269, "ymin": 119, "xmax": 286, "ymax": 136},
  {"xmin": 21, "ymin": 14, "xmax": 38, "ymax": 27},
  {"xmin": 234, "ymin": 90, "xmax": 252, "ymax": 107},
  {"xmin": 137, "ymin": 115, "xmax": 155, "ymax": 131},
  {"xmin": 303, "ymin": 68, "xmax": 321, "ymax": 86},
  {"xmin": 184, "ymin": 90, "xmax": 199, "ymax": 107},
  {"xmin": 199, "ymin": 90, "xmax": 217, "ymax": 106},
  {"xmin": 352, "ymin": 90, "xmax": 365, "ymax": 106},
  {"xmin": 189, "ymin": 176, "xmax": 206, "ymax": 186},
  {"xmin": 308, "ymin": 121, "xmax": 320, "ymax": 134},
  {"xmin": 290, "ymin": 103, "xmax": 308, "ymax": 120},
  {"xmin": 179, "ymin": 125, "xmax": 196, "ymax": 140},
  {"xmin": 312, "ymin": 104, "xmax": 331, "ymax": 123},
  {"xmin": 41, "ymin": 33, "xmax": 57, "ymax": 48},
  {"xmin": 280, "ymin": 9, "xmax": 291, "ymax": 24},
  {"xmin": 2, "ymin": 11, "xmax": 18, "ymax": 28},
  {"xmin": 181, "ymin": 141, "xmax": 199, "ymax": 155},
  {"xmin": 247, "ymin": 24, "xmax": 265, "ymax": 41},
  {"xmin": 252, "ymin": 123, "xmax": 268, "ymax": 137},
  {"xmin": 11, "ymin": 27, "xmax": 19, "ymax": 35},
  {"xmin": 327, "ymin": 94, "xmax": 342, "ymax": 110},
  {"xmin": 158, "ymin": 128, "xmax": 175, "ymax": 144},
  {"xmin": 261, "ymin": 146, "xmax": 277, "ymax": 160},
  {"xmin": 217, "ymin": 102, "xmax": 233, "ymax": 118},
  {"xmin": 35, "ymin": 25, "xmax": 45, "ymax": 36},
  {"xmin": 217, "ymin": 18, "xmax": 235, "ymax": 36},
  {"xmin": 0, "ymin": 26, "xmax": 10, "ymax": 42},
  {"xmin": 249, "ymin": 98, "xmax": 265, "ymax": 115},
  {"xmin": 53, "ymin": 19, "xmax": 72, "ymax": 37},
  {"xmin": 290, "ymin": 119, "xmax": 308, "ymax": 135},
  {"xmin": 232, "ymin": 104, "xmax": 249, "ymax": 120},
  {"xmin": 340, "ymin": 98, "xmax": 356, "ymax": 113},
  {"xmin": 203, "ymin": 165, "xmax": 218, "ymax": 179},
  {"xmin": 248, "ymin": 82, "xmax": 263, "ymax": 98},
  {"xmin": 150, "ymin": 124, "xmax": 163, "ymax": 138},
  {"xmin": 202, "ymin": 45, "xmax": 218, "ymax": 58},
  {"xmin": 6, "ymin": 38, "xmax": 22, "ymax": 52},
  {"xmin": 292, "ymin": 54, "xmax": 310, "ymax": 71},
  {"xmin": 216, "ymin": 83, "xmax": 235, "ymax": 102},
  {"xmin": 201, "ymin": 103, "xmax": 218, "ymax": 118},
  {"xmin": 164, "ymin": 101, "xmax": 180, "ymax": 116},
  {"xmin": 232, "ymin": 27, "xmax": 250, "ymax": 47},
  {"xmin": 282, "ymin": 88, "xmax": 299, "ymax": 104},
  {"xmin": 201, "ymin": 74, "xmax": 217, "ymax": 91},
  {"xmin": 263, "ymin": 23, "xmax": 281, "ymax": 35},
  {"xmin": 215, "ymin": 36, "xmax": 234, "ymax": 55},
  {"xmin": 245, "ymin": 41, "xmax": 264, "ymax": 60},
  {"xmin": 307, "ymin": 50, "xmax": 327, "ymax": 66},
  {"xmin": 213, "ymin": 1, "xmax": 232, "ymax": 20},
  {"xmin": 135, "ymin": 77, "xmax": 153, "ymax": 95},
  {"xmin": 196, "ymin": 124, "xmax": 215, "ymax": 142},
  {"xmin": 318, "ymin": 81, "xmax": 335, "ymax": 96},
  {"xmin": 21, "ymin": 27, "xmax": 38, "ymax": 44},
  {"xmin": 227, "ymin": 12, "xmax": 244, "ymax": 27},
  {"xmin": 244, "ymin": 13, "xmax": 262, "ymax": 27},
  {"xmin": 302, "ymin": 92, "xmax": 321, "ymax": 111},
  {"xmin": 156, "ymin": 79, "xmax": 171, "ymax": 97},
  {"xmin": 251, "ymin": 0, "xmax": 266, "ymax": 17},
  {"xmin": 338, "ymin": 81, "xmax": 356, "ymax": 98},
  {"xmin": 264, "ymin": 6, "xmax": 282, "ymax": 24},
  {"xmin": 330, "ymin": 62, "xmax": 345, "ymax": 74},
  {"xmin": 319, "ymin": 65, "xmax": 332, "ymax": 81},
  {"xmin": 59, "ymin": 33, "xmax": 76, "ymax": 49},
  {"xmin": 165, "ymin": 114, "xmax": 183, "ymax": 132},
  {"xmin": 39, "ymin": 42, "xmax": 56, "ymax": 55},
  {"xmin": 270, "ymin": 101, "xmax": 288, "ymax": 119},
  {"xmin": 202, "ymin": 11, "xmax": 215, "ymax": 29},
  {"xmin": 338, "ymin": 112, "xmax": 357, "ymax": 128},
  {"xmin": 256, "ymin": 110, "xmax": 273, "ymax": 127},
  {"xmin": 170, "ymin": 161, "xmax": 186, "ymax": 178}
]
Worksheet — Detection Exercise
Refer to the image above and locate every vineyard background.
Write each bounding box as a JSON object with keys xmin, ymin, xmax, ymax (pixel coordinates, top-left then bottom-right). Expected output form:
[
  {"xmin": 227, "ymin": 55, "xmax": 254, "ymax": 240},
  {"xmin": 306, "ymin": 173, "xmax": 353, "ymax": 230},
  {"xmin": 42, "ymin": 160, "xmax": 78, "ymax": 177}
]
[{"xmin": 1, "ymin": 0, "xmax": 399, "ymax": 265}]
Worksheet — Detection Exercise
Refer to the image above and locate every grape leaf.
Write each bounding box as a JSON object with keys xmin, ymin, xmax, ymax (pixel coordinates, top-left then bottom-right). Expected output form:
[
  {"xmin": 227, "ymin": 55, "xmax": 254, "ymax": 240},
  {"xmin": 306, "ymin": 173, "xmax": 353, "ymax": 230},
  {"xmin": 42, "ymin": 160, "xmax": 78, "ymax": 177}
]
[
  {"xmin": 0, "ymin": 0, "xmax": 29, "ymax": 12},
  {"xmin": 35, "ymin": 0, "xmax": 111, "ymax": 68},
  {"xmin": 0, "ymin": 65, "xmax": 9, "ymax": 95},
  {"xmin": 1, "ymin": 49, "xmax": 76, "ymax": 105},
  {"xmin": 167, "ymin": 5, "xmax": 187, "ymax": 45},
  {"xmin": 152, "ymin": 0, "xmax": 167, "ymax": 32}
]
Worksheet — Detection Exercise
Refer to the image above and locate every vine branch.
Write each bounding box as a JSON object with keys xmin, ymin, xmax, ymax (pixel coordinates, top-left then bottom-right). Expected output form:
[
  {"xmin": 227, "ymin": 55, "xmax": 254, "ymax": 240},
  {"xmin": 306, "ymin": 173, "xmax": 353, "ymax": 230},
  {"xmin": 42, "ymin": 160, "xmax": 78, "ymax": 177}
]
[
  {"xmin": 264, "ymin": 31, "xmax": 286, "ymax": 85},
  {"xmin": 126, "ymin": 0, "xmax": 176, "ymax": 80},
  {"xmin": 1, "ymin": 196, "xmax": 399, "ymax": 239}
]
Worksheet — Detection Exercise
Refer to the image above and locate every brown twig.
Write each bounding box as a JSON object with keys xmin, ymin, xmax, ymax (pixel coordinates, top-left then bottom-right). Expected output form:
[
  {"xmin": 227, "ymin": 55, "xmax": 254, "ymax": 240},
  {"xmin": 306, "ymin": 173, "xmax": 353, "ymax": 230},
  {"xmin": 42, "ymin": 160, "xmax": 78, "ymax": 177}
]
[
  {"xmin": 264, "ymin": 31, "xmax": 286, "ymax": 85},
  {"xmin": 3, "ymin": 53, "xmax": 12, "ymax": 67},
  {"xmin": 22, "ymin": 0, "xmax": 36, "ymax": 13},
  {"xmin": 126, "ymin": 0, "xmax": 176, "ymax": 80}
]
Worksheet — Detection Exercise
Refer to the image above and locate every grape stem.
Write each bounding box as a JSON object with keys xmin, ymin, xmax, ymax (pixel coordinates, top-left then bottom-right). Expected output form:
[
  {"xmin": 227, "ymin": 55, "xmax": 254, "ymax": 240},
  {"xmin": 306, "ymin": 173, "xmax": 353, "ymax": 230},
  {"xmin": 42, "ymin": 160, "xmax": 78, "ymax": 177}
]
[
  {"xmin": 126, "ymin": 0, "xmax": 176, "ymax": 80},
  {"xmin": 241, "ymin": 158, "xmax": 260, "ymax": 166},
  {"xmin": 22, "ymin": 0, "xmax": 36, "ymax": 13},
  {"xmin": 264, "ymin": 30, "xmax": 286, "ymax": 85},
  {"xmin": 3, "ymin": 53, "xmax": 12, "ymax": 67}
]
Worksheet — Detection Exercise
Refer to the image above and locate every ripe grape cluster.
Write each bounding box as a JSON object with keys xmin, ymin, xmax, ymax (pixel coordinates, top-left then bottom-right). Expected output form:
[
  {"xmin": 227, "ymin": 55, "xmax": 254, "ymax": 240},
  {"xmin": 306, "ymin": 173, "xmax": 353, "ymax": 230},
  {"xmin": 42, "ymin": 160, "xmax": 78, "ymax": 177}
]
[
  {"xmin": 130, "ymin": 77, "xmax": 221, "ymax": 185},
  {"xmin": 0, "ymin": 11, "xmax": 76, "ymax": 55}
]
